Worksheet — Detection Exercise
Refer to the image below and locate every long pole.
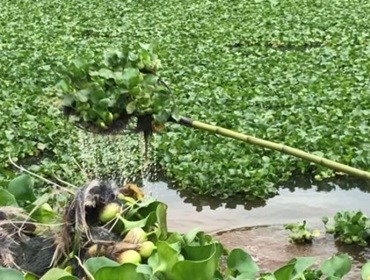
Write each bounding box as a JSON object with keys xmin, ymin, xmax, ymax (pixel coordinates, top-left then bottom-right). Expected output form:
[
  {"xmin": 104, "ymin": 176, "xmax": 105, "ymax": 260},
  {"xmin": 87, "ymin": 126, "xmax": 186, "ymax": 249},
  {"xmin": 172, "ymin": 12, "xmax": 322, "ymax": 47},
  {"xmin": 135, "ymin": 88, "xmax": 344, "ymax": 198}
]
[{"xmin": 178, "ymin": 116, "xmax": 370, "ymax": 180}]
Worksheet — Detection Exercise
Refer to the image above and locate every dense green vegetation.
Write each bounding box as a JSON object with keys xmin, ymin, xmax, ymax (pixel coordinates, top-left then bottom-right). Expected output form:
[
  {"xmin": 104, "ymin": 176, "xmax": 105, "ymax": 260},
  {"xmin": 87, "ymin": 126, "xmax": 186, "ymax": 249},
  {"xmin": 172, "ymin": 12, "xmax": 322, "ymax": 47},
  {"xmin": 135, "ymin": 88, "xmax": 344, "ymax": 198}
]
[
  {"xmin": 1, "ymin": 0, "xmax": 370, "ymax": 199},
  {"xmin": 59, "ymin": 44, "xmax": 173, "ymax": 129},
  {"xmin": 323, "ymin": 211, "xmax": 370, "ymax": 246}
]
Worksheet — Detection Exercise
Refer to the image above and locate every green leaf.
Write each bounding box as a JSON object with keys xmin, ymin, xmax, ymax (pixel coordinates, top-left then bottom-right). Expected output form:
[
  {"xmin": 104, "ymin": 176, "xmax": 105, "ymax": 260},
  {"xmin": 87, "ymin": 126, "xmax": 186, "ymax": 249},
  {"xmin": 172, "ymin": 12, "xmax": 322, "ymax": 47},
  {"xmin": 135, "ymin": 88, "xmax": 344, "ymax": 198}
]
[
  {"xmin": 8, "ymin": 174, "xmax": 36, "ymax": 202},
  {"xmin": 0, "ymin": 189, "xmax": 18, "ymax": 206},
  {"xmin": 57, "ymin": 79, "xmax": 70, "ymax": 92},
  {"xmin": 39, "ymin": 268, "xmax": 78, "ymax": 280},
  {"xmin": 126, "ymin": 101, "xmax": 137, "ymax": 114},
  {"xmin": 274, "ymin": 263, "xmax": 295, "ymax": 280},
  {"xmin": 122, "ymin": 68, "xmax": 141, "ymax": 89},
  {"xmin": 94, "ymin": 263, "xmax": 146, "ymax": 280},
  {"xmin": 96, "ymin": 68, "xmax": 115, "ymax": 79},
  {"xmin": 148, "ymin": 241, "xmax": 180, "ymax": 276},
  {"xmin": 29, "ymin": 202, "xmax": 56, "ymax": 223},
  {"xmin": 293, "ymin": 257, "xmax": 316, "ymax": 274},
  {"xmin": 320, "ymin": 254, "xmax": 352, "ymax": 278},
  {"xmin": 0, "ymin": 267, "xmax": 23, "ymax": 280},
  {"xmin": 128, "ymin": 52, "xmax": 139, "ymax": 62},
  {"xmin": 76, "ymin": 89, "xmax": 90, "ymax": 103},
  {"xmin": 62, "ymin": 95, "xmax": 74, "ymax": 107},
  {"xmin": 90, "ymin": 88, "xmax": 106, "ymax": 104},
  {"xmin": 172, "ymin": 243, "xmax": 223, "ymax": 280},
  {"xmin": 227, "ymin": 248, "xmax": 259, "ymax": 279},
  {"xmin": 361, "ymin": 262, "xmax": 370, "ymax": 280},
  {"xmin": 24, "ymin": 273, "xmax": 38, "ymax": 280},
  {"xmin": 136, "ymin": 264, "xmax": 153, "ymax": 276},
  {"xmin": 85, "ymin": 257, "xmax": 120, "ymax": 276},
  {"xmin": 156, "ymin": 202, "xmax": 168, "ymax": 240},
  {"xmin": 273, "ymin": 257, "xmax": 316, "ymax": 280},
  {"xmin": 119, "ymin": 211, "xmax": 157, "ymax": 233}
]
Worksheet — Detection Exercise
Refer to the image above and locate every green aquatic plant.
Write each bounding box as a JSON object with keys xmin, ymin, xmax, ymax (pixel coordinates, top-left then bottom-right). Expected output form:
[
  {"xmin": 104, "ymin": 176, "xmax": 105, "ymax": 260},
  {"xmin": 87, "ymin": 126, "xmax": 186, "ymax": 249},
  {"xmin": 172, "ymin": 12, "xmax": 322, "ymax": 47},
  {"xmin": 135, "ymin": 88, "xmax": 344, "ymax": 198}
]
[
  {"xmin": 58, "ymin": 44, "xmax": 173, "ymax": 130},
  {"xmin": 284, "ymin": 220, "xmax": 320, "ymax": 244},
  {"xmin": 323, "ymin": 211, "xmax": 370, "ymax": 246}
]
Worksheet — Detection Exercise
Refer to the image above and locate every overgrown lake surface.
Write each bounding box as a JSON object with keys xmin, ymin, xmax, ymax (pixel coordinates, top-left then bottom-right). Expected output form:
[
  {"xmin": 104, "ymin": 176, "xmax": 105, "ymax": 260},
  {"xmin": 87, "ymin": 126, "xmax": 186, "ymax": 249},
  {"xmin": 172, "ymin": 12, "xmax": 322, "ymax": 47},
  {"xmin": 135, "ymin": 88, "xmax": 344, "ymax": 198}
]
[
  {"xmin": 2, "ymin": 0, "xmax": 370, "ymax": 277},
  {"xmin": 2, "ymin": 0, "xmax": 370, "ymax": 200}
]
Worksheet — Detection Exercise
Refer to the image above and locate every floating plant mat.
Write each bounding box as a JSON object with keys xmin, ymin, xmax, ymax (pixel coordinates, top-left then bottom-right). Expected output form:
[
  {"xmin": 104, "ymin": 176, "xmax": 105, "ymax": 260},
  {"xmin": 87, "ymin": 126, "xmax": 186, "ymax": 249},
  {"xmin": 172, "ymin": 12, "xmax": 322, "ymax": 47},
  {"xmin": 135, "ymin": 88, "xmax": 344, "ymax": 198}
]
[{"xmin": 59, "ymin": 44, "xmax": 174, "ymax": 137}]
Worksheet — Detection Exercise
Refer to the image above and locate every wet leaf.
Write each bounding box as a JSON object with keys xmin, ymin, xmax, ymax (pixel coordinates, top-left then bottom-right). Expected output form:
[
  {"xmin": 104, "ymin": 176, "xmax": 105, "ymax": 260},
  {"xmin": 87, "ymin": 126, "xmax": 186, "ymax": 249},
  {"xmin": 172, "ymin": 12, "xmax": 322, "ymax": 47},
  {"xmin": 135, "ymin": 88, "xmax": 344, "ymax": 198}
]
[
  {"xmin": 0, "ymin": 267, "xmax": 23, "ymax": 280},
  {"xmin": 320, "ymin": 254, "xmax": 352, "ymax": 278},
  {"xmin": 227, "ymin": 248, "xmax": 259, "ymax": 278},
  {"xmin": 361, "ymin": 262, "xmax": 370, "ymax": 280},
  {"xmin": 0, "ymin": 189, "xmax": 18, "ymax": 206},
  {"xmin": 8, "ymin": 174, "xmax": 36, "ymax": 202},
  {"xmin": 39, "ymin": 268, "xmax": 78, "ymax": 280}
]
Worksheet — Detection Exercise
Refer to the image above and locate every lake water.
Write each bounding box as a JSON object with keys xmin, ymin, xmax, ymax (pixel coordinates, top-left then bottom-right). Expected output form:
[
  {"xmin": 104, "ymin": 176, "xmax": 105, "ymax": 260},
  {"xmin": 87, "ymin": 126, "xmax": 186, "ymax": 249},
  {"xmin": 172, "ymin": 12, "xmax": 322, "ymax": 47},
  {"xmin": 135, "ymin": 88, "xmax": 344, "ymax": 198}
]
[{"xmin": 144, "ymin": 175, "xmax": 370, "ymax": 233}]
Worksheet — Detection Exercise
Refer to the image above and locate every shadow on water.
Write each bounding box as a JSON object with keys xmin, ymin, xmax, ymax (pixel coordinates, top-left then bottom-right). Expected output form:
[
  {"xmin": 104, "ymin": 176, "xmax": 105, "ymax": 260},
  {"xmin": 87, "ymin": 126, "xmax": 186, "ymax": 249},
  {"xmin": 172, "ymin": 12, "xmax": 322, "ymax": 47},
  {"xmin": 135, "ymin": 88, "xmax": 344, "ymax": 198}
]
[
  {"xmin": 283, "ymin": 175, "xmax": 370, "ymax": 193},
  {"xmin": 144, "ymin": 174, "xmax": 370, "ymax": 233}
]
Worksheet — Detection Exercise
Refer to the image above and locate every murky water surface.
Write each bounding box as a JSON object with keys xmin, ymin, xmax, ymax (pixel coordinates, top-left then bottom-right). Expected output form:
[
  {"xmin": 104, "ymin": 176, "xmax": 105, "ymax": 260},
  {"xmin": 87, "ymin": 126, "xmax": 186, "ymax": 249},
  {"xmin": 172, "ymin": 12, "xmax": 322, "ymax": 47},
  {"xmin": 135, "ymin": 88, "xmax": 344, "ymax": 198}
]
[
  {"xmin": 144, "ymin": 176, "xmax": 370, "ymax": 279},
  {"xmin": 144, "ymin": 176, "xmax": 370, "ymax": 233}
]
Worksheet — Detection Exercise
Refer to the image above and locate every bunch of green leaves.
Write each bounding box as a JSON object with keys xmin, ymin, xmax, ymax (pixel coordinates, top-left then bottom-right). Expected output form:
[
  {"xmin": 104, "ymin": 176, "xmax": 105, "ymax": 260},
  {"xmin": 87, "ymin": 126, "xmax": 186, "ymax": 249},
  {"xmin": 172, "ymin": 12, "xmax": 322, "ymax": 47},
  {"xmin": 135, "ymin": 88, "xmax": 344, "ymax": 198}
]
[
  {"xmin": 0, "ymin": 175, "xmax": 224, "ymax": 279},
  {"xmin": 322, "ymin": 211, "xmax": 370, "ymax": 246},
  {"xmin": 284, "ymin": 221, "xmax": 320, "ymax": 244},
  {"xmin": 96, "ymin": 201, "xmax": 224, "ymax": 279},
  {"xmin": 58, "ymin": 44, "xmax": 173, "ymax": 129},
  {"xmin": 0, "ymin": 174, "xmax": 57, "ymax": 223},
  {"xmin": 4, "ymin": 252, "xmax": 370, "ymax": 280},
  {"xmin": 226, "ymin": 250, "xmax": 357, "ymax": 280}
]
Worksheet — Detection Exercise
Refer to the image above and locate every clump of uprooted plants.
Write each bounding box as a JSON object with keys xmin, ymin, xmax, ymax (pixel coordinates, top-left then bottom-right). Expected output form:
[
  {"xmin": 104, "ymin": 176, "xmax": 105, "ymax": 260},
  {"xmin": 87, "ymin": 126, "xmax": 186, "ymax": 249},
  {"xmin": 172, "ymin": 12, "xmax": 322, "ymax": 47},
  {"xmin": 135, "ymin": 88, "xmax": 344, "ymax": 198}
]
[
  {"xmin": 0, "ymin": 178, "xmax": 168, "ymax": 278},
  {"xmin": 58, "ymin": 43, "xmax": 175, "ymax": 137}
]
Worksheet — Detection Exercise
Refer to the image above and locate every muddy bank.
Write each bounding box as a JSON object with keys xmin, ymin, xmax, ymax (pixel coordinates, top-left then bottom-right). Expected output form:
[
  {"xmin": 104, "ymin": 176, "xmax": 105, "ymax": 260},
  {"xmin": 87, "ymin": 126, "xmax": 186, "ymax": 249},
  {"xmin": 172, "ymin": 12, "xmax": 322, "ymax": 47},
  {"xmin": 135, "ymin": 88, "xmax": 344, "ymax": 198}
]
[{"xmin": 215, "ymin": 225, "xmax": 370, "ymax": 280}]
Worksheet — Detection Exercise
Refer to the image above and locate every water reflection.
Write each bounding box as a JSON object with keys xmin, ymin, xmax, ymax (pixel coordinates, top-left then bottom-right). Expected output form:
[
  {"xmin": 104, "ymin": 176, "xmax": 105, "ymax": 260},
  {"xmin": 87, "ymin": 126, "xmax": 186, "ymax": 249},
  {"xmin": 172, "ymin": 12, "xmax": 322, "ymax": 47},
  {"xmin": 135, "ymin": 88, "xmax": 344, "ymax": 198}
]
[
  {"xmin": 144, "ymin": 174, "xmax": 370, "ymax": 233},
  {"xmin": 175, "ymin": 187, "xmax": 267, "ymax": 212},
  {"xmin": 283, "ymin": 175, "xmax": 370, "ymax": 193},
  {"xmin": 157, "ymin": 174, "xmax": 370, "ymax": 213}
]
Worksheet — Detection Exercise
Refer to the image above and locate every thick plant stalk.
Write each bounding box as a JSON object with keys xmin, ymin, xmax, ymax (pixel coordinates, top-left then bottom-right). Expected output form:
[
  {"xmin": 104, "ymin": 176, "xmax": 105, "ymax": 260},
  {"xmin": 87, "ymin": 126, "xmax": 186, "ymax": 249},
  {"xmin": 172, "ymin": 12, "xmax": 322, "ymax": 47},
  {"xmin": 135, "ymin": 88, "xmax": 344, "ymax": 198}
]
[{"xmin": 178, "ymin": 116, "xmax": 370, "ymax": 180}]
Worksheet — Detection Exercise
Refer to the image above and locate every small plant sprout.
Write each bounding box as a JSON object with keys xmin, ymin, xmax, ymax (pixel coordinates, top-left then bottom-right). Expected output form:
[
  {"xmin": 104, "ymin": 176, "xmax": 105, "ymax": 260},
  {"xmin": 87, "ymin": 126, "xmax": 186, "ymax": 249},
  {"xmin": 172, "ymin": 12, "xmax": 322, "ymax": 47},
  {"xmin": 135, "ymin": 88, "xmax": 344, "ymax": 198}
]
[{"xmin": 284, "ymin": 220, "xmax": 320, "ymax": 243}]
